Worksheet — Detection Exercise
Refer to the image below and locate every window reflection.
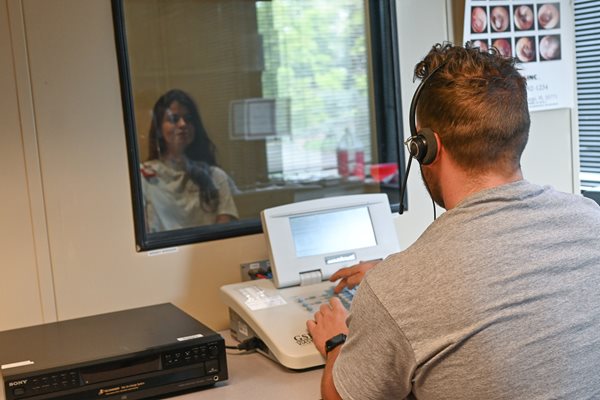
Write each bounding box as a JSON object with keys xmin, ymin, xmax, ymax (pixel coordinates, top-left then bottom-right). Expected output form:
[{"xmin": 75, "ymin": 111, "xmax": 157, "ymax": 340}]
[
  {"xmin": 257, "ymin": 1, "xmax": 371, "ymax": 182},
  {"xmin": 142, "ymin": 89, "xmax": 238, "ymax": 233},
  {"xmin": 113, "ymin": 0, "xmax": 403, "ymax": 249}
]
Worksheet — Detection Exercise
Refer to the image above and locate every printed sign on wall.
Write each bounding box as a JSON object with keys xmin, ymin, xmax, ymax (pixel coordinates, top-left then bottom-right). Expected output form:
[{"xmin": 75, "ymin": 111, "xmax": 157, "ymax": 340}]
[{"xmin": 464, "ymin": 0, "xmax": 574, "ymax": 111}]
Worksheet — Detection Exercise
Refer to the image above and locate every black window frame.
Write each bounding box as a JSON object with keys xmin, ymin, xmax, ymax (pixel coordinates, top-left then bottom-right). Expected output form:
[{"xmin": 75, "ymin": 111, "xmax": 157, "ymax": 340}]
[{"xmin": 111, "ymin": 0, "xmax": 406, "ymax": 251}]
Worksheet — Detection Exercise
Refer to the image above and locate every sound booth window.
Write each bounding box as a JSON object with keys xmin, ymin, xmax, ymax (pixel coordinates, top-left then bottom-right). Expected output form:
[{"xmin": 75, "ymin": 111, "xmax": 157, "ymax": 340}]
[{"xmin": 112, "ymin": 0, "xmax": 406, "ymax": 251}]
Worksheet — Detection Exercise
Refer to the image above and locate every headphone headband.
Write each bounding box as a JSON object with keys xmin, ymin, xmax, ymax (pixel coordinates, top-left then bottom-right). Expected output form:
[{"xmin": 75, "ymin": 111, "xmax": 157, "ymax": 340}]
[
  {"xmin": 408, "ymin": 61, "xmax": 447, "ymax": 138},
  {"xmin": 399, "ymin": 61, "xmax": 447, "ymax": 215}
]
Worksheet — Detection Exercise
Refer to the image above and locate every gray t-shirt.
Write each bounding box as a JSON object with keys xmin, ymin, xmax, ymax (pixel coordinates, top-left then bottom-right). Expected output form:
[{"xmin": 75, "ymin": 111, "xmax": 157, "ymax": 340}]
[{"xmin": 333, "ymin": 180, "xmax": 600, "ymax": 400}]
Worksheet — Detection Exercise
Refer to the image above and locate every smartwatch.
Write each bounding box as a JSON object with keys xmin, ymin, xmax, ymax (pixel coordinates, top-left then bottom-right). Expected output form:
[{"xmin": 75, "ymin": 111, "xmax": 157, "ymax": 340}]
[{"xmin": 325, "ymin": 333, "xmax": 347, "ymax": 353}]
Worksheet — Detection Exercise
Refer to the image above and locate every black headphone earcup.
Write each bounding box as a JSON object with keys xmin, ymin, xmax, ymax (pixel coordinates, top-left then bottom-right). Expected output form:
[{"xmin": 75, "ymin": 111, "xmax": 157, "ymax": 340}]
[{"xmin": 416, "ymin": 128, "xmax": 438, "ymax": 165}]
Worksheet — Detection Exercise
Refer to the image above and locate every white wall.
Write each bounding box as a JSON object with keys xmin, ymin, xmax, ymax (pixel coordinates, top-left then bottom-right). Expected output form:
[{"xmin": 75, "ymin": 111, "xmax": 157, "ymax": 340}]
[
  {"xmin": 394, "ymin": 0, "xmax": 452, "ymax": 248},
  {"xmin": 0, "ymin": 0, "xmax": 49, "ymax": 329},
  {"xmin": 0, "ymin": 0, "xmax": 577, "ymax": 333},
  {"xmin": 524, "ymin": 109, "xmax": 578, "ymax": 194}
]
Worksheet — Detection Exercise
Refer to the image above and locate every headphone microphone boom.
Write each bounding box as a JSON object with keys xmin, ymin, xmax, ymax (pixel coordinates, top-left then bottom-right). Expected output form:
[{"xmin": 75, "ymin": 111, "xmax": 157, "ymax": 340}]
[{"xmin": 398, "ymin": 62, "xmax": 445, "ymax": 214}]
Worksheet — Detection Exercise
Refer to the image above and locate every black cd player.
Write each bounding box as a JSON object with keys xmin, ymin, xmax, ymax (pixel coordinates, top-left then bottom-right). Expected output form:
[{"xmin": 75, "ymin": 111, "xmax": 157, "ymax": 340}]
[{"xmin": 0, "ymin": 303, "xmax": 227, "ymax": 399}]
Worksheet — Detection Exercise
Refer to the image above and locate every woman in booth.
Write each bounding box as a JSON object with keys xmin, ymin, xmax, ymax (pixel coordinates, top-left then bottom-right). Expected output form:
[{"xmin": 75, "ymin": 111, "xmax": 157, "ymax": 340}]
[{"xmin": 141, "ymin": 89, "xmax": 238, "ymax": 233}]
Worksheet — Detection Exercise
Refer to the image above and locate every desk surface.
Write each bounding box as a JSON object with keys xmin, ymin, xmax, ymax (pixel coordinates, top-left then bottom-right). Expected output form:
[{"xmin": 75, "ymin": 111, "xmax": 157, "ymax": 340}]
[{"xmin": 173, "ymin": 331, "xmax": 322, "ymax": 400}]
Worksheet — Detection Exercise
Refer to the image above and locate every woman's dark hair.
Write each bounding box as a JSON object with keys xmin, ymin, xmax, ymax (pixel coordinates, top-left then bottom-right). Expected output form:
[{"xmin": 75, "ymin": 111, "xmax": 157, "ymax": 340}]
[
  {"xmin": 148, "ymin": 89, "xmax": 220, "ymax": 212},
  {"xmin": 148, "ymin": 89, "xmax": 217, "ymax": 164},
  {"xmin": 414, "ymin": 42, "xmax": 530, "ymax": 174}
]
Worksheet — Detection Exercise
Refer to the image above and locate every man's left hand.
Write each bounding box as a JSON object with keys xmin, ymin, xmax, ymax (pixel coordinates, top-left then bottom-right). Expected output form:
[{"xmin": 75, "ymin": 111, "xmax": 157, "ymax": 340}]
[{"xmin": 306, "ymin": 297, "xmax": 349, "ymax": 356}]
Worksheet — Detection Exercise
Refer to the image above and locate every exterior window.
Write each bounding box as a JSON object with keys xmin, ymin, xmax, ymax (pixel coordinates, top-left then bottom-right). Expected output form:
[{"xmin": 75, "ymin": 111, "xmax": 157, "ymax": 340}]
[
  {"xmin": 113, "ymin": 0, "xmax": 404, "ymax": 250},
  {"xmin": 574, "ymin": 0, "xmax": 600, "ymax": 200},
  {"xmin": 257, "ymin": 2, "xmax": 372, "ymax": 181}
]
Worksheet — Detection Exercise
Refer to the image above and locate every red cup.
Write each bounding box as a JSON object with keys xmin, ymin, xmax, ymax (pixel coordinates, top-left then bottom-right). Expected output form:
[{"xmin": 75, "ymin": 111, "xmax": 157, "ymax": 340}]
[{"xmin": 370, "ymin": 162, "xmax": 398, "ymax": 182}]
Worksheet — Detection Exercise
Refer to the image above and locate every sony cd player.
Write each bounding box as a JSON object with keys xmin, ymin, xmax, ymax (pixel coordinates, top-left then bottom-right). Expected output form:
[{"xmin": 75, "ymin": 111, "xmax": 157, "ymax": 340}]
[{"xmin": 0, "ymin": 303, "xmax": 227, "ymax": 399}]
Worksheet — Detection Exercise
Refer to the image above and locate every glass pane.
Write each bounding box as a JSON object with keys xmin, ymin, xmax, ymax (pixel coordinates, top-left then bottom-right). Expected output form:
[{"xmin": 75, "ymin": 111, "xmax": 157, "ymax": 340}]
[
  {"xmin": 113, "ymin": 0, "xmax": 402, "ymax": 250},
  {"xmin": 257, "ymin": 1, "xmax": 371, "ymax": 181}
]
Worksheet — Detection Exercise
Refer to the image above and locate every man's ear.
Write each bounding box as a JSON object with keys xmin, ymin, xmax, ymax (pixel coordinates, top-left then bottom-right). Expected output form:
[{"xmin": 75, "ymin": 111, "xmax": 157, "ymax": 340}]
[{"xmin": 431, "ymin": 131, "xmax": 442, "ymax": 163}]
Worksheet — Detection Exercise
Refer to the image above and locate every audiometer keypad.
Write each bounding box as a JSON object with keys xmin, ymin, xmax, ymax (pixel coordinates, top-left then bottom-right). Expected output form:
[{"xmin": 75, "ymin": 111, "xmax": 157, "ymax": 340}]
[{"xmin": 294, "ymin": 286, "xmax": 357, "ymax": 313}]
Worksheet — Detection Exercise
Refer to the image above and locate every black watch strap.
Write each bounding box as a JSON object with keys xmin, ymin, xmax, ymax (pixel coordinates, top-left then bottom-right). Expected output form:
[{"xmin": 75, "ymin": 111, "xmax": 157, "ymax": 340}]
[{"xmin": 325, "ymin": 333, "xmax": 347, "ymax": 353}]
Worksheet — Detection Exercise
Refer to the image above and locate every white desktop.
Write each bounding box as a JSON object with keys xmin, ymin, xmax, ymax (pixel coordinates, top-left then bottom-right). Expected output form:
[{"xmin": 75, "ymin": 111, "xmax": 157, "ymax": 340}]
[{"xmin": 220, "ymin": 193, "xmax": 400, "ymax": 370}]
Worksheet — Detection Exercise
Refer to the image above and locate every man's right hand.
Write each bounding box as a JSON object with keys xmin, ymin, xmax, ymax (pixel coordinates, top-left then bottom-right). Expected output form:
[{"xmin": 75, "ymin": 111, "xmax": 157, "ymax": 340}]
[{"xmin": 330, "ymin": 260, "xmax": 380, "ymax": 294}]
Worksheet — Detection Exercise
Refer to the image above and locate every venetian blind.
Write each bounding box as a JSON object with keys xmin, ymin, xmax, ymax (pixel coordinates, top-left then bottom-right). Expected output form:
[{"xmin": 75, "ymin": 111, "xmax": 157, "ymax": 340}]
[
  {"xmin": 574, "ymin": 0, "xmax": 600, "ymax": 189},
  {"xmin": 257, "ymin": 0, "xmax": 372, "ymax": 180}
]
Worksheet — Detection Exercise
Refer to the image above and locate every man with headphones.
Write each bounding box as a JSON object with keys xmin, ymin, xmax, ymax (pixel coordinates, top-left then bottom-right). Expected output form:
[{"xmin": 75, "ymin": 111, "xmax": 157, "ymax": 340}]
[{"xmin": 307, "ymin": 43, "xmax": 600, "ymax": 399}]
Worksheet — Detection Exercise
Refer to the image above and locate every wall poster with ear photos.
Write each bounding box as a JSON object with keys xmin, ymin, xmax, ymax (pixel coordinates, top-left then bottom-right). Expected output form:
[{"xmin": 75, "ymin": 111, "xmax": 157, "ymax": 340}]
[{"xmin": 463, "ymin": 0, "xmax": 574, "ymax": 112}]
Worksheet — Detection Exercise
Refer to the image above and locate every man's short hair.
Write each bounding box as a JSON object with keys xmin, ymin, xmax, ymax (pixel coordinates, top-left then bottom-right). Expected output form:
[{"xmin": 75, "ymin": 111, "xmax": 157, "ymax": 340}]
[{"xmin": 414, "ymin": 42, "xmax": 530, "ymax": 173}]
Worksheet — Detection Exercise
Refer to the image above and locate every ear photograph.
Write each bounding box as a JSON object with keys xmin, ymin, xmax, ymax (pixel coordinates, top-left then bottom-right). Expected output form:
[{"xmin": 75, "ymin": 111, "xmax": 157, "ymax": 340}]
[
  {"xmin": 492, "ymin": 38, "xmax": 512, "ymax": 58},
  {"xmin": 516, "ymin": 36, "xmax": 536, "ymax": 63},
  {"xmin": 471, "ymin": 6, "xmax": 488, "ymax": 33},
  {"xmin": 514, "ymin": 4, "xmax": 535, "ymax": 31},
  {"xmin": 538, "ymin": 3, "xmax": 561, "ymax": 30},
  {"xmin": 490, "ymin": 5, "xmax": 509, "ymax": 32},
  {"xmin": 539, "ymin": 35, "xmax": 561, "ymax": 61}
]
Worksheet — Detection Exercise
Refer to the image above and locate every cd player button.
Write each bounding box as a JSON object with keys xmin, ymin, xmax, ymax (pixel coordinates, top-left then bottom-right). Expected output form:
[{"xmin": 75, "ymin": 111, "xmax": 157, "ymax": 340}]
[
  {"xmin": 13, "ymin": 387, "xmax": 26, "ymax": 396},
  {"xmin": 197, "ymin": 362, "xmax": 206, "ymax": 375}
]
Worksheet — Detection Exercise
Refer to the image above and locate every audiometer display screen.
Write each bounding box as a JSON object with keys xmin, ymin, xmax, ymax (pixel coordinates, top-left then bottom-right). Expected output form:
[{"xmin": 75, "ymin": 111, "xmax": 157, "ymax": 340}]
[{"xmin": 289, "ymin": 206, "xmax": 377, "ymax": 258}]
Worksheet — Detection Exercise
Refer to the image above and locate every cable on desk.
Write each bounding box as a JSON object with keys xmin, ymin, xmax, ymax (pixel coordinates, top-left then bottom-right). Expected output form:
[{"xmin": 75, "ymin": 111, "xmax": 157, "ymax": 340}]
[{"xmin": 225, "ymin": 337, "xmax": 264, "ymax": 351}]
